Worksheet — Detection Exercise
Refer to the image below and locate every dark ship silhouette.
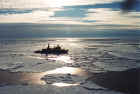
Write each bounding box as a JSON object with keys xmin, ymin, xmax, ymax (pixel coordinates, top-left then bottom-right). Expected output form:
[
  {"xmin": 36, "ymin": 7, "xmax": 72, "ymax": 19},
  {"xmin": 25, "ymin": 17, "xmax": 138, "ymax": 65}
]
[{"xmin": 34, "ymin": 44, "xmax": 68, "ymax": 55}]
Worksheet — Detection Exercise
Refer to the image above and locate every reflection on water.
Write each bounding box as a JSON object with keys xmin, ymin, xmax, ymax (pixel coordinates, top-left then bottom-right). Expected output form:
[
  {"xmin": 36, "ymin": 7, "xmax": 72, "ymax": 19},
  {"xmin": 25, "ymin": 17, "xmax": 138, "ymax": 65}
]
[
  {"xmin": 29, "ymin": 54, "xmax": 74, "ymax": 64},
  {"xmin": 1, "ymin": 38, "xmax": 140, "ymax": 94},
  {"xmin": 29, "ymin": 55, "xmax": 46, "ymax": 60},
  {"xmin": 65, "ymin": 38, "xmax": 79, "ymax": 42},
  {"xmin": 46, "ymin": 67, "xmax": 87, "ymax": 76},
  {"xmin": 52, "ymin": 82, "xmax": 80, "ymax": 87},
  {"xmin": 0, "ymin": 67, "xmax": 88, "ymax": 86},
  {"xmin": 0, "ymin": 69, "xmax": 46, "ymax": 85},
  {"xmin": 48, "ymin": 55, "xmax": 74, "ymax": 64}
]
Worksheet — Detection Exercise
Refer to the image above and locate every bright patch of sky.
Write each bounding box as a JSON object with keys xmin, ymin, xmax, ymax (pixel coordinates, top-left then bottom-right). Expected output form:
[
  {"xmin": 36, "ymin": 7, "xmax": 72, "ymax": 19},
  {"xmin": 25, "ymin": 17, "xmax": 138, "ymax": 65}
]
[
  {"xmin": 0, "ymin": 0, "xmax": 122, "ymax": 8},
  {"xmin": 0, "ymin": 0, "xmax": 140, "ymax": 31}
]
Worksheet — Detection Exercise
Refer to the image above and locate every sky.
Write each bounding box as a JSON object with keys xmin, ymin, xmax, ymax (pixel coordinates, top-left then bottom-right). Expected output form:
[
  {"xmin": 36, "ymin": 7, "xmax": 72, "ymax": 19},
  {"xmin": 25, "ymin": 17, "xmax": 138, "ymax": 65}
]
[{"xmin": 0, "ymin": 0, "xmax": 140, "ymax": 38}]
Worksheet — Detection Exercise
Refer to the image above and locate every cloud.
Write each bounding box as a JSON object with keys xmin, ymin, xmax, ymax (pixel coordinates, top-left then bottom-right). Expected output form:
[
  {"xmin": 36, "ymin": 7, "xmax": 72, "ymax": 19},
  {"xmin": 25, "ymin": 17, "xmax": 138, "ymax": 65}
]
[
  {"xmin": 65, "ymin": 1, "xmax": 121, "ymax": 10},
  {"xmin": 0, "ymin": 0, "xmax": 140, "ymax": 31},
  {"xmin": 0, "ymin": 9, "xmax": 92, "ymax": 25},
  {"xmin": 82, "ymin": 8, "xmax": 140, "ymax": 29},
  {"xmin": 0, "ymin": 10, "xmax": 54, "ymax": 23},
  {"xmin": 0, "ymin": 9, "xmax": 34, "ymax": 15},
  {"xmin": 0, "ymin": 0, "xmax": 122, "ymax": 9}
]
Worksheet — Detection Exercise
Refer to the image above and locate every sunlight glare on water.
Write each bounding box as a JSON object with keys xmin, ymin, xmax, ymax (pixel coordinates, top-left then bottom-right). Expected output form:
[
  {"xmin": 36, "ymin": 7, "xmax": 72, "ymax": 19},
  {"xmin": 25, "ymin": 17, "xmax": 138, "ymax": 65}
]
[
  {"xmin": 0, "ymin": 67, "xmax": 87, "ymax": 85},
  {"xmin": 48, "ymin": 55, "xmax": 74, "ymax": 63},
  {"xmin": 46, "ymin": 67, "xmax": 87, "ymax": 76},
  {"xmin": 52, "ymin": 82, "xmax": 80, "ymax": 87}
]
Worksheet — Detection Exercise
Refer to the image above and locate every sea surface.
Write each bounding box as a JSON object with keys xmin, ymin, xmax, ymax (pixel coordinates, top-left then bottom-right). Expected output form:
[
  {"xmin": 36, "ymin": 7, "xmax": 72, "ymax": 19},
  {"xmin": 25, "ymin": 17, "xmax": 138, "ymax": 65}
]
[{"xmin": 0, "ymin": 37, "xmax": 140, "ymax": 94}]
